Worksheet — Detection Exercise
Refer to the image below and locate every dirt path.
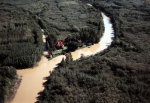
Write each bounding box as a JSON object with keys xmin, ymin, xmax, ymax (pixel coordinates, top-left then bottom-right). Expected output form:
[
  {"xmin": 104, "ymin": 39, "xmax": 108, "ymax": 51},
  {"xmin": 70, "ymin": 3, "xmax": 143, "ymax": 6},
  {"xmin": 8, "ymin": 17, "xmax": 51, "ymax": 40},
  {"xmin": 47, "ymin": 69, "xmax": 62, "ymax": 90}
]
[{"xmin": 11, "ymin": 12, "xmax": 114, "ymax": 103}]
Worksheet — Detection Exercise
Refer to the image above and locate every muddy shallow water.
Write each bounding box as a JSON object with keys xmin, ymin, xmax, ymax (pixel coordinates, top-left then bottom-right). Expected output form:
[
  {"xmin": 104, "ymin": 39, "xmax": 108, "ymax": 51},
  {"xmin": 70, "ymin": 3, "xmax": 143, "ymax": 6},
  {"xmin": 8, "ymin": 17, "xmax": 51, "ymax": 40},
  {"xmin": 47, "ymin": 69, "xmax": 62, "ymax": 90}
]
[{"xmin": 12, "ymin": 12, "xmax": 114, "ymax": 103}]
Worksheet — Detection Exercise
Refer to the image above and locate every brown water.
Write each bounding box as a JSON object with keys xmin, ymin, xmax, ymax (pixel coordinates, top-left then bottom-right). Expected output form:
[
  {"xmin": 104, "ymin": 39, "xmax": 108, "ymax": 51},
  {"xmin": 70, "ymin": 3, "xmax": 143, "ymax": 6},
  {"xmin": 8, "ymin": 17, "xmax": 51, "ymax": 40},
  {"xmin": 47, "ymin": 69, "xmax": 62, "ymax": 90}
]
[
  {"xmin": 12, "ymin": 12, "xmax": 114, "ymax": 103},
  {"xmin": 12, "ymin": 54, "xmax": 65, "ymax": 103}
]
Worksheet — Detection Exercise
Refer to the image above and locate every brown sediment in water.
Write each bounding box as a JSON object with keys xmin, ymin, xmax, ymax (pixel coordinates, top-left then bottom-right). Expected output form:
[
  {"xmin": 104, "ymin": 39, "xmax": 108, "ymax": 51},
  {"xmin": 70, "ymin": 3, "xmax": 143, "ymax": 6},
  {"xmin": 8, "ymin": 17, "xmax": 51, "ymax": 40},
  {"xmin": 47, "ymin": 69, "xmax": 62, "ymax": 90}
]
[
  {"xmin": 11, "ymin": 44, "xmax": 100, "ymax": 103},
  {"xmin": 71, "ymin": 49, "xmax": 80, "ymax": 60},
  {"xmin": 90, "ymin": 44, "xmax": 100, "ymax": 52},
  {"xmin": 71, "ymin": 43, "xmax": 100, "ymax": 61},
  {"xmin": 12, "ymin": 55, "xmax": 65, "ymax": 103}
]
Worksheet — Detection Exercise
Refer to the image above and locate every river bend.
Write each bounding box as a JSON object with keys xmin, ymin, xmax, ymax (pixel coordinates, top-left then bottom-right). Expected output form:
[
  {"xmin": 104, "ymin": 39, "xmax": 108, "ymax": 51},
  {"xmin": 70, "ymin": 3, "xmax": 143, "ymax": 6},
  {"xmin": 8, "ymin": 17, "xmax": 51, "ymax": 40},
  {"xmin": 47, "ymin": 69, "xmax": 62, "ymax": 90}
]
[{"xmin": 12, "ymin": 12, "xmax": 114, "ymax": 103}]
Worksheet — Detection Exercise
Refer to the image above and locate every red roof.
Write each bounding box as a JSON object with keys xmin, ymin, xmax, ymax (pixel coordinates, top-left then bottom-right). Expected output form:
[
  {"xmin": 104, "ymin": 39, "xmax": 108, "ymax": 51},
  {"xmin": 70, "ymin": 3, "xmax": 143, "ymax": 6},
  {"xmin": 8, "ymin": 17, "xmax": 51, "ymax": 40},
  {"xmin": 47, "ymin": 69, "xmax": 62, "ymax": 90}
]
[{"xmin": 54, "ymin": 41, "xmax": 64, "ymax": 47}]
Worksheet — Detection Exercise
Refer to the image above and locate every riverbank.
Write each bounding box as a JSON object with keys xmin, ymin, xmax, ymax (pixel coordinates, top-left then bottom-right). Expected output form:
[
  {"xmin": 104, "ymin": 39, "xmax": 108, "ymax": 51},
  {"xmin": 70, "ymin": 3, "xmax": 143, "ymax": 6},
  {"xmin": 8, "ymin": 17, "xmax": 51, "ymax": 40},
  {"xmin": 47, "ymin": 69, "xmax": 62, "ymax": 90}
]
[
  {"xmin": 6, "ymin": 76, "xmax": 22, "ymax": 103},
  {"xmin": 71, "ymin": 12, "xmax": 114, "ymax": 60},
  {"xmin": 11, "ymin": 55, "xmax": 66, "ymax": 103}
]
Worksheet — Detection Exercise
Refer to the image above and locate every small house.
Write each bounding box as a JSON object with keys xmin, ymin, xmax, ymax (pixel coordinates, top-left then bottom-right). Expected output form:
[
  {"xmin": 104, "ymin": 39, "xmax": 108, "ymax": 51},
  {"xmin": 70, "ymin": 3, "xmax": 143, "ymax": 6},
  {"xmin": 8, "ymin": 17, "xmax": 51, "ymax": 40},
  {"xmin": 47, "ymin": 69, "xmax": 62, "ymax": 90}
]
[{"xmin": 54, "ymin": 41, "xmax": 64, "ymax": 48}]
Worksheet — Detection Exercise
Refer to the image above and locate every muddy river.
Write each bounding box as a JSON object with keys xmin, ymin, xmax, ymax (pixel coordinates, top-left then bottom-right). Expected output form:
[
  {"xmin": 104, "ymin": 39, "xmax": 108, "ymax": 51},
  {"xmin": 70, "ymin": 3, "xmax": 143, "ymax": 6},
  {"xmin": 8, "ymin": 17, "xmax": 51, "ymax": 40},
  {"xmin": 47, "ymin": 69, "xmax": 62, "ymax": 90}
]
[{"xmin": 12, "ymin": 12, "xmax": 114, "ymax": 103}]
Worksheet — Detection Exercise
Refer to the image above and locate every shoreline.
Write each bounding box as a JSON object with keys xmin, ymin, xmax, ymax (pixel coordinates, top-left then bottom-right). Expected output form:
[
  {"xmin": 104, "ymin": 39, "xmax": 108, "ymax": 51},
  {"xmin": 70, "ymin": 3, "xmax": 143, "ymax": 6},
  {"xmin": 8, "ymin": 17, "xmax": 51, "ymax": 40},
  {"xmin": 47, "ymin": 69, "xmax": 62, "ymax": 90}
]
[{"xmin": 6, "ymin": 76, "xmax": 22, "ymax": 103}]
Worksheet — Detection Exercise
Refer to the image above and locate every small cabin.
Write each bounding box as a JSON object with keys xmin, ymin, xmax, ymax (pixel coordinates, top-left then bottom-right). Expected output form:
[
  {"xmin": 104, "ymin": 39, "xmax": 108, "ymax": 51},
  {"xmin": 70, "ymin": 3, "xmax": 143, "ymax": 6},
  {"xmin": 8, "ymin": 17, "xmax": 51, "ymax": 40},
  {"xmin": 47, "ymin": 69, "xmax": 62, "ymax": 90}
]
[{"xmin": 54, "ymin": 41, "xmax": 64, "ymax": 48}]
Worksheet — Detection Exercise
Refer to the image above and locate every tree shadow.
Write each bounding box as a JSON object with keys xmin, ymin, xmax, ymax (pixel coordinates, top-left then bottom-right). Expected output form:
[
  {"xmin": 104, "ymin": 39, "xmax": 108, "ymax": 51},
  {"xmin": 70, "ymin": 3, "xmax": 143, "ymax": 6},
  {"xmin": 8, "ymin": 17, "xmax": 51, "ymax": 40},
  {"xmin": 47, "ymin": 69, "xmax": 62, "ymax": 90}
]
[
  {"xmin": 43, "ymin": 42, "xmax": 47, "ymax": 51},
  {"xmin": 35, "ymin": 66, "xmax": 59, "ymax": 103},
  {"xmin": 35, "ymin": 77, "xmax": 50, "ymax": 103},
  {"xmin": 35, "ymin": 91, "xmax": 44, "ymax": 103}
]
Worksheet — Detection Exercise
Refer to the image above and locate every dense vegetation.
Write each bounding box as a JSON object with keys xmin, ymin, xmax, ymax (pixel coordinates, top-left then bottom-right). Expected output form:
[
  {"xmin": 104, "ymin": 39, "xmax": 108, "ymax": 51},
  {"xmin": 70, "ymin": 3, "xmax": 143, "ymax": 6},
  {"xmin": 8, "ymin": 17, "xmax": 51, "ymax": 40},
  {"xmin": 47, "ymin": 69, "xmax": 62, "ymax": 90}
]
[
  {"xmin": 0, "ymin": 4, "xmax": 43, "ymax": 68},
  {"xmin": 0, "ymin": 0, "xmax": 104, "ymax": 102},
  {"xmin": 64, "ymin": 12, "xmax": 104, "ymax": 49},
  {"xmin": 37, "ymin": 0, "xmax": 150, "ymax": 103},
  {"xmin": 0, "ymin": 66, "xmax": 17, "ymax": 103},
  {"xmin": 45, "ymin": 2, "xmax": 104, "ymax": 53},
  {"xmin": 0, "ymin": 0, "xmax": 150, "ymax": 102},
  {"xmin": 0, "ymin": 2, "xmax": 43, "ymax": 102}
]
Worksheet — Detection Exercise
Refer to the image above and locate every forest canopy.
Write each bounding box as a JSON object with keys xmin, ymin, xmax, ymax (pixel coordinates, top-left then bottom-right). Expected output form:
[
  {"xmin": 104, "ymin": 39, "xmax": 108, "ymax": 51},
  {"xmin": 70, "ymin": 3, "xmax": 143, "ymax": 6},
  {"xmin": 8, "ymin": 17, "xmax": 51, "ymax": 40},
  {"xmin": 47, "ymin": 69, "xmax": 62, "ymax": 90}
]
[
  {"xmin": 0, "ymin": 3, "xmax": 44, "ymax": 102},
  {"xmin": 0, "ymin": 0, "xmax": 150, "ymax": 103},
  {"xmin": 0, "ymin": 66, "xmax": 17, "ymax": 103},
  {"xmin": 0, "ymin": 4, "xmax": 43, "ymax": 68}
]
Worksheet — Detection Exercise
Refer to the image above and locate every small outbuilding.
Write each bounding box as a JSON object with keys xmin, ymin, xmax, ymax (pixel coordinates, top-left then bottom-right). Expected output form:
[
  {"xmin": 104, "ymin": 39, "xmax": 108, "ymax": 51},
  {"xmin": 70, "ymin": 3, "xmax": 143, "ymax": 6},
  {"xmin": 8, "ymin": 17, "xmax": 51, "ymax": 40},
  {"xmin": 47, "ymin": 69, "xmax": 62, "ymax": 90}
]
[
  {"xmin": 78, "ymin": 40, "xmax": 82, "ymax": 43},
  {"xmin": 49, "ymin": 54, "xmax": 52, "ymax": 58},
  {"xmin": 47, "ymin": 53, "xmax": 52, "ymax": 58}
]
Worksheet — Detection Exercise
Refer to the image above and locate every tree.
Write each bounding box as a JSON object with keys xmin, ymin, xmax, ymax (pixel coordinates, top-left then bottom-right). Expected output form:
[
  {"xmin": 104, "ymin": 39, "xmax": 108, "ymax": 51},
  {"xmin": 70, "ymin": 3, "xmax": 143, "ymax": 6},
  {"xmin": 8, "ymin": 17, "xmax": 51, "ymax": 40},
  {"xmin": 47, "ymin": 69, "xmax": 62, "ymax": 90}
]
[
  {"xmin": 47, "ymin": 34, "xmax": 57, "ymax": 48},
  {"xmin": 67, "ymin": 42, "xmax": 78, "ymax": 51},
  {"xmin": 38, "ymin": 19, "xmax": 46, "ymax": 29},
  {"xmin": 59, "ymin": 58, "xmax": 66, "ymax": 67},
  {"xmin": 0, "ymin": 66, "xmax": 17, "ymax": 102}
]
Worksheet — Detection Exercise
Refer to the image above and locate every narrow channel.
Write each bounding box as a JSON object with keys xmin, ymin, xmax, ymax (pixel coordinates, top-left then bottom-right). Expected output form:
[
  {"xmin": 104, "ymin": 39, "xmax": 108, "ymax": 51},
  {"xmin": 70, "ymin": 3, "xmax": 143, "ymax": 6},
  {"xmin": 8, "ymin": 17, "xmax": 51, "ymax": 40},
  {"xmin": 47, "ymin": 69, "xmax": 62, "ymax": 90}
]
[{"xmin": 12, "ymin": 12, "xmax": 114, "ymax": 103}]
